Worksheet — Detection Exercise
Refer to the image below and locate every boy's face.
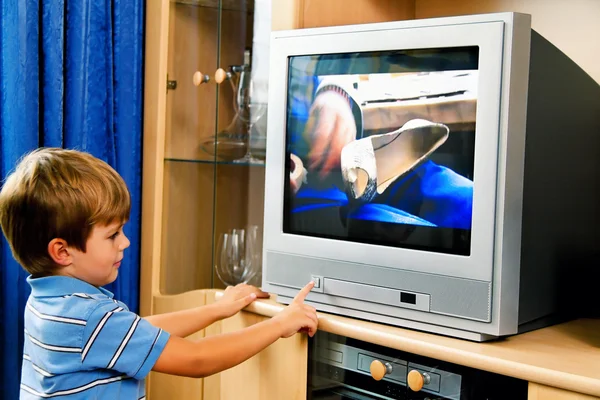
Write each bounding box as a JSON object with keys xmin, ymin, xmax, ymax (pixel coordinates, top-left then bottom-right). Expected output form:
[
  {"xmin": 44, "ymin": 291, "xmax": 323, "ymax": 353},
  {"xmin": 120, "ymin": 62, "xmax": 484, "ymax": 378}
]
[{"xmin": 67, "ymin": 222, "xmax": 130, "ymax": 287}]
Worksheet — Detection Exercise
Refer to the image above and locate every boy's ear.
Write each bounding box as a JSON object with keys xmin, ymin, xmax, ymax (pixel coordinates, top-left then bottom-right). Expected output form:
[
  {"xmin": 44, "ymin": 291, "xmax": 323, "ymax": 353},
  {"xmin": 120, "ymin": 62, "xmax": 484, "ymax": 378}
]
[{"xmin": 47, "ymin": 238, "xmax": 72, "ymax": 266}]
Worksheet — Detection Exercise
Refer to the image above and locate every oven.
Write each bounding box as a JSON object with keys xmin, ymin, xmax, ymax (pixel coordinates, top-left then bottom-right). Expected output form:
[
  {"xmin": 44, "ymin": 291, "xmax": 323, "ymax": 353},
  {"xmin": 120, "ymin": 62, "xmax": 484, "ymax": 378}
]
[{"xmin": 308, "ymin": 332, "xmax": 527, "ymax": 400}]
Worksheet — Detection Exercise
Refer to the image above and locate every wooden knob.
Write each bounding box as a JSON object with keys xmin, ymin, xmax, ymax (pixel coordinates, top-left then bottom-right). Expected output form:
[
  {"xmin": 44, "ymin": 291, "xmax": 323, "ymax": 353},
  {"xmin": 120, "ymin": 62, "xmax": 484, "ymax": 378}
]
[
  {"xmin": 215, "ymin": 68, "xmax": 228, "ymax": 84},
  {"xmin": 369, "ymin": 360, "xmax": 392, "ymax": 381},
  {"xmin": 193, "ymin": 71, "xmax": 209, "ymax": 86},
  {"xmin": 407, "ymin": 370, "xmax": 425, "ymax": 391}
]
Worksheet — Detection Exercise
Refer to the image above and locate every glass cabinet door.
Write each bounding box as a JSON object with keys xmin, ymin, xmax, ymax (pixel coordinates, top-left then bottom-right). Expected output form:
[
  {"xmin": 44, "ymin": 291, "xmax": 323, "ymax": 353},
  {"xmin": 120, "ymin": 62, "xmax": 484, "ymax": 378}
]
[{"xmin": 160, "ymin": 0, "xmax": 266, "ymax": 294}]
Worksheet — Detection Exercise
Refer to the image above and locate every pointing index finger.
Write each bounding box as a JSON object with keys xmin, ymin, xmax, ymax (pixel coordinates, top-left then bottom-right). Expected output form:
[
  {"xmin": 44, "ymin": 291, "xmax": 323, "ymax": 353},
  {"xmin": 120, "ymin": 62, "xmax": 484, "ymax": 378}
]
[{"xmin": 293, "ymin": 281, "xmax": 315, "ymax": 304}]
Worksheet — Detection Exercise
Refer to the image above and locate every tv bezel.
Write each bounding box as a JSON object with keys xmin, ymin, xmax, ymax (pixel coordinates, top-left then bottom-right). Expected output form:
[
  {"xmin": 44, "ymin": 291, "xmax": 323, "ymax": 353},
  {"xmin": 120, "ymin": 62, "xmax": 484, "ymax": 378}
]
[{"xmin": 264, "ymin": 20, "xmax": 506, "ymax": 283}]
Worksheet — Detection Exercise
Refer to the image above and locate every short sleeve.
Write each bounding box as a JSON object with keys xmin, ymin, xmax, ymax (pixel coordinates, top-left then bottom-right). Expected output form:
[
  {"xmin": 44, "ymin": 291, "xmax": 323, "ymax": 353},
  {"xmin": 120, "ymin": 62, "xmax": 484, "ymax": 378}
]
[{"xmin": 81, "ymin": 301, "xmax": 170, "ymax": 380}]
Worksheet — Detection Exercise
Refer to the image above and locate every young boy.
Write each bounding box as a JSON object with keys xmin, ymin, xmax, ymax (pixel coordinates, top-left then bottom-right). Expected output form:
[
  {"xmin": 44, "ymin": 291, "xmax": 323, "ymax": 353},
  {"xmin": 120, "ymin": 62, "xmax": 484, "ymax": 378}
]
[{"xmin": 0, "ymin": 147, "xmax": 318, "ymax": 399}]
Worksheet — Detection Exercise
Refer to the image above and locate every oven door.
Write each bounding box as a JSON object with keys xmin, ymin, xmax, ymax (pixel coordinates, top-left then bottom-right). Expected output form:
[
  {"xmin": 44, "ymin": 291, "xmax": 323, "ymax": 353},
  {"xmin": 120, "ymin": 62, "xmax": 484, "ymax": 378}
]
[
  {"xmin": 312, "ymin": 386, "xmax": 393, "ymax": 400},
  {"xmin": 310, "ymin": 358, "xmax": 407, "ymax": 400},
  {"xmin": 309, "ymin": 360, "xmax": 461, "ymax": 400},
  {"xmin": 313, "ymin": 386, "xmax": 396, "ymax": 400},
  {"xmin": 308, "ymin": 332, "xmax": 528, "ymax": 400}
]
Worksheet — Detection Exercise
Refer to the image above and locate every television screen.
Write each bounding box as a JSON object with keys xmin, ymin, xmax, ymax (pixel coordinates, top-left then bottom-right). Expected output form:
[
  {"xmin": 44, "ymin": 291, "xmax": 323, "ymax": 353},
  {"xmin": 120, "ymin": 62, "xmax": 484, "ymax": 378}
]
[{"xmin": 283, "ymin": 47, "xmax": 479, "ymax": 255}]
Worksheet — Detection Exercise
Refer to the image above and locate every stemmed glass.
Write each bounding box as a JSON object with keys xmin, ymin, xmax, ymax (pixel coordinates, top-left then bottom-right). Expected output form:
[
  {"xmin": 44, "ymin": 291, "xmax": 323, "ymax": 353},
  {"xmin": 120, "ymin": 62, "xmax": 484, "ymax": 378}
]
[
  {"xmin": 215, "ymin": 226, "xmax": 261, "ymax": 287},
  {"xmin": 245, "ymin": 225, "xmax": 263, "ymax": 286}
]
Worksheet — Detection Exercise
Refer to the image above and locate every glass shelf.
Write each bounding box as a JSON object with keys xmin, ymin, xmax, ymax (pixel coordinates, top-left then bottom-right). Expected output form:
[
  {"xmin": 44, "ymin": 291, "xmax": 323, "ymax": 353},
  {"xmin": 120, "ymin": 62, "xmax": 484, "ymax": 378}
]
[
  {"xmin": 164, "ymin": 157, "xmax": 265, "ymax": 167},
  {"xmin": 173, "ymin": 0, "xmax": 254, "ymax": 12}
]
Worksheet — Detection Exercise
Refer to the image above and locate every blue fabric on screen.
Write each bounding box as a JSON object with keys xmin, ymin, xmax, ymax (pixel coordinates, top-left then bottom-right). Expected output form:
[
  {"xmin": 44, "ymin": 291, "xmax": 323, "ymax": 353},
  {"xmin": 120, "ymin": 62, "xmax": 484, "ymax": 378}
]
[
  {"xmin": 0, "ymin": 1, "xmax": 145, "ymax": 397},
  {"xmin": 375, "ymin": 161, "xmax": 473, "ymax": 229},
  {"xmin": 292, "ymin": 160, "xmax": 473, "ymax": 229},
  {"xmin": 20, "ymin": 276, "xmax": 168, "ymax": 399}
]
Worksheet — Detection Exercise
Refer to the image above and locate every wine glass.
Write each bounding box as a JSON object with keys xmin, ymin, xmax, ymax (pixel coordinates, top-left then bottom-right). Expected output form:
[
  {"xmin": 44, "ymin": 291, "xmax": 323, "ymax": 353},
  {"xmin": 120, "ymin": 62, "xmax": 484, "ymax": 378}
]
[
  {"xmin": 215, "ymin": 228, "xmax": 259, "ymax": 287},
  {"xmin": 245, "ymin": 225, "xmax": 263, "ymax": 287}
]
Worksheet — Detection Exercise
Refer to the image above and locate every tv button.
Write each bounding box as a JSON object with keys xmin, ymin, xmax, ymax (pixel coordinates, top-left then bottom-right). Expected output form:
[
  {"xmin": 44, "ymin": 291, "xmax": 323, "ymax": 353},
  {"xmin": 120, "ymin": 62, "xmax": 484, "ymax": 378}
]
[{"xmin": 311, "ymin": 276, "xmax": 322, "ymax": 289}]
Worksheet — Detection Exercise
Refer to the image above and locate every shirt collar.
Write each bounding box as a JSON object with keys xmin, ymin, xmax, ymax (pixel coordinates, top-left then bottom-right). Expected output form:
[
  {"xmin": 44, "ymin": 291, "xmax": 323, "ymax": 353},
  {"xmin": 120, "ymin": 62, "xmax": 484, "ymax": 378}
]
[{"xmin": 27, "ymin": 275, "xmax": 115, "ymax": 298}]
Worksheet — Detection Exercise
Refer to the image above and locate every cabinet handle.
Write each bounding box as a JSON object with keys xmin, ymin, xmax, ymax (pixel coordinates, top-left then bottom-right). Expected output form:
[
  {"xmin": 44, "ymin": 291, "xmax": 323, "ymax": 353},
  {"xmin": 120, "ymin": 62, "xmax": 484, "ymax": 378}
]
[
  {"xmin": 370, "ymin": 360, "xmax": 393, "ymax": 381},
  {"xmin": 407, "ymin": 369, "xmax": 431, "ymax": 392},
  {"xmin": 214, "ymin": 68, "xmax": 232, "ymax": 84},
  {"xmin": 193, "ymin": 71, "xmax": 210, "ymax": 86}
]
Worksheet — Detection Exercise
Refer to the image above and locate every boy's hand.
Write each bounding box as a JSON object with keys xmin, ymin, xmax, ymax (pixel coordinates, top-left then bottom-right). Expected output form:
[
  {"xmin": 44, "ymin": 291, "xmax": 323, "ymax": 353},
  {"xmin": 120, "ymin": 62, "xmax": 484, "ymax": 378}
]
[
  {"xmin": 273, "ymin": 281, "xmax": 318, "ymax": 338},
  {"xmin": 217, "ymin": 283, "xmax": 270, "ymax": 318}
]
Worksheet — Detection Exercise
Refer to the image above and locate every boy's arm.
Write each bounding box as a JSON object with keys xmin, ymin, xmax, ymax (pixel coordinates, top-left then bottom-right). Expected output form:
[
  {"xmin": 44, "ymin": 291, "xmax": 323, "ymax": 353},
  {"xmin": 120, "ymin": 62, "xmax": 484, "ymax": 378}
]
[
  {"xmin": 152, "ymin": 282, "xmax": 317, "ymax": 378},
  {"xmin": 144, "ymin": 284, "xmax": 269, "ymax": 338},
  {"xmin": 143, "ymin": 303, "xmax": 227, "ymax": 338}
]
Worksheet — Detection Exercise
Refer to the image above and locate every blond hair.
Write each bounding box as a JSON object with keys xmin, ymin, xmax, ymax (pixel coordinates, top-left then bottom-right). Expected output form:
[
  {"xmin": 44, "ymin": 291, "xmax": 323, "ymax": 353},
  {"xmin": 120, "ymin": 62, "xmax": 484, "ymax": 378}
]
[{"xmin": 0, "ymin": 148, "xmax": 131, "ymax": 276}]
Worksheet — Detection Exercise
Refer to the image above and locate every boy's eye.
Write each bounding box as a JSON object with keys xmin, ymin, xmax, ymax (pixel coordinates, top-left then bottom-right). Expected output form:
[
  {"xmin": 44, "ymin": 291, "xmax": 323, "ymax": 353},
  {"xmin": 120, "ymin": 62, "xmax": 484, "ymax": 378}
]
[{"xmin": 109, "ymin": 231, "xmax": 120, "ymax": 240}]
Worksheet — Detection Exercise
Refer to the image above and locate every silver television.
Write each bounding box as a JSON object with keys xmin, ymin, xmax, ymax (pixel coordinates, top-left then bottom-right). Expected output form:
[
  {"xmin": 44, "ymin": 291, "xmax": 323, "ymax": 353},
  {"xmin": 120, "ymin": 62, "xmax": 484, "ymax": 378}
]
[{"xmin": 261, "ymin": 12, "xmax": 600, "ymax": 341}]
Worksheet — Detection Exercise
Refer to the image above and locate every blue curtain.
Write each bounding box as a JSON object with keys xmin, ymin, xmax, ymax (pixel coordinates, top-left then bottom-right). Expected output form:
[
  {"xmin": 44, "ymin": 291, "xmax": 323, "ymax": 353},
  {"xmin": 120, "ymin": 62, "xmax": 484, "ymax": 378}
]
[{"xmin": 0, "ymin": 0, "xmax": 145, "ymax": 397}]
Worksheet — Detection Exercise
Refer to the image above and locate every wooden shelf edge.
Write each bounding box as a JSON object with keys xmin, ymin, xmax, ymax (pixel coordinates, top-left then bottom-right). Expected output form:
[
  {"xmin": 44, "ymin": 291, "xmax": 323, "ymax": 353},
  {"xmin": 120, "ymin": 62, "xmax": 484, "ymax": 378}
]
[
  {"xmin": 172, "ymin": 0, "xmax": 254, "ymax": 13},
  {"xmin": 164, "ymin": 157, "xmax": 265, "ymax": 166}
]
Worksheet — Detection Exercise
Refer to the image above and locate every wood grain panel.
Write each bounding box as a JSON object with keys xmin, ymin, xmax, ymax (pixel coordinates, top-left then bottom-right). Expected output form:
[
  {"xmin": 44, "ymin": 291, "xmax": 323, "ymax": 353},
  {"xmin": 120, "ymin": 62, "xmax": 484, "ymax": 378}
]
[
  {"xmin": 218, "ymin": 309, "xmax": 308, "ymax": 400},
  {"xmin": 213, "ymin": 164, "xmax": 250, "ymax": 290},
  {"xmin": 216, "ymin": 9, "xmax": 254, "ymax": 158},
  {"xmin": 302, "ymin": 0, "xmax": 415, "ymax": 28},
  {"xmin": 140, "ymin": 0, "xmax": 170, "ymax": 319},
  {"xmin": 202, "ymin": 291, "xmax": 223, "ymax": 400},
  {"xmin": 160, "ymin": 161, "xmax": 215, "ymax": 294},
  {"xmin": 214, "ymin": 165, "xmax": 249, "ymax": 238},
  {"xmin": 271, "ymin": 0, "xmax": 303, "ymax": 30},
  {"xmin": 165, "ymin": 4, "xmax": 219, "ymax": 161},
  {"xmin": 175, "ymin": 0, "xmax": 254, "ymax": 12},
  {"xmin": 529, "ymin": 383, "xmax": 600, "ymax": 400},
  {"xmin": 211, "ymin": 165, "xmax": 265, "ymax": 289},
  {"xmin": 245, "ymin": 166, "xmax": 265, "ymax": 229},
  {"xmin": 148, "ymin": 291, "xmax": 207, "ymax": 399}
]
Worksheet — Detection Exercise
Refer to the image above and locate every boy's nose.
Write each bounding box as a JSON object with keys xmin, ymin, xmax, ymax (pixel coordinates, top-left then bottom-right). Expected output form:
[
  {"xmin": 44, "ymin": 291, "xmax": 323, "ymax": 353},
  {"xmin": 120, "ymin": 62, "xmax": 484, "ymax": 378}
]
[{"xmin": 120, "ymin": 234, "xmax": 131, "ymax": 250}]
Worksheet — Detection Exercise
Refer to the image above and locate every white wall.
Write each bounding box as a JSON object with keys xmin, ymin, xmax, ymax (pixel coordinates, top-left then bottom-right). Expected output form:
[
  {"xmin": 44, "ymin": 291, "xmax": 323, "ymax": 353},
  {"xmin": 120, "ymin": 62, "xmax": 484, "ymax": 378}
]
[{"xmin": 416, "ymin": 0, "xmax": 600, "ymax": 84}]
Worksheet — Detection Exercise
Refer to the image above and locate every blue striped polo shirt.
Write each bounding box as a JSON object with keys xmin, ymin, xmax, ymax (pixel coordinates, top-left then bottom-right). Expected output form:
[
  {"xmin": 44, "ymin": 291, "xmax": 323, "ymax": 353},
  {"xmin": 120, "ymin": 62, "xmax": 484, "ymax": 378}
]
[{"xmin": 20, "ymin": 275, "xmax": 170, "ymax": 399}]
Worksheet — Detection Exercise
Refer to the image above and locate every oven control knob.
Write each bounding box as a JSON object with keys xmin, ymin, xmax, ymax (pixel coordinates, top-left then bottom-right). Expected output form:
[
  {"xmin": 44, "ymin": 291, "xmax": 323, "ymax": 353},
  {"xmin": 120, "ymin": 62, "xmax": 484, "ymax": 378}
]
[
  {"xmin": 370, "ymin": 360, "xmax": 393, "ymax": 381},
  {"xmin": 407, "ymin": 370, "xmax": 431, "ymax": 392}
]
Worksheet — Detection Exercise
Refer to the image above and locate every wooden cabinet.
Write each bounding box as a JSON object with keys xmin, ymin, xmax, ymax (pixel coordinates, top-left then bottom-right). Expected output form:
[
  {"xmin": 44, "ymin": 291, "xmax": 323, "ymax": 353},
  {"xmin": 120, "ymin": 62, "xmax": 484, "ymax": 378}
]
[
  {"xmin": 141, "ymin": 0, "xmax": 265, "ymax": 321},
  {"xmin": 146, "ymin": 292, "xmax": 600, "ymax": 400},
  {"xmin": 147, "ymin": 290, "xmax": 207, "ymax": 399},
  {"xmin": 528, "ymin": 384, "xmax": 600, "ymax": 400},
  {"xmin": 141, "ymin": 0, "xmax": 600, "ymax": 399},
  {"xmin": 146, "ymin": 291, "xmax": 307, "ymax": 399},
  {"xmin": 216, "ymin": 307, "xmax": 308, "ymax": 400}
]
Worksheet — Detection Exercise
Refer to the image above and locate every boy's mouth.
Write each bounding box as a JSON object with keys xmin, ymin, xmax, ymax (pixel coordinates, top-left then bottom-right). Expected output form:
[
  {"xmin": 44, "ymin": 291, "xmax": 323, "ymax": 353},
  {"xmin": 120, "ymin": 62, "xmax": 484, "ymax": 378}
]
[{"xmin": 114, "ymin": 260, "xmax": 122, "ymax": 268}]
